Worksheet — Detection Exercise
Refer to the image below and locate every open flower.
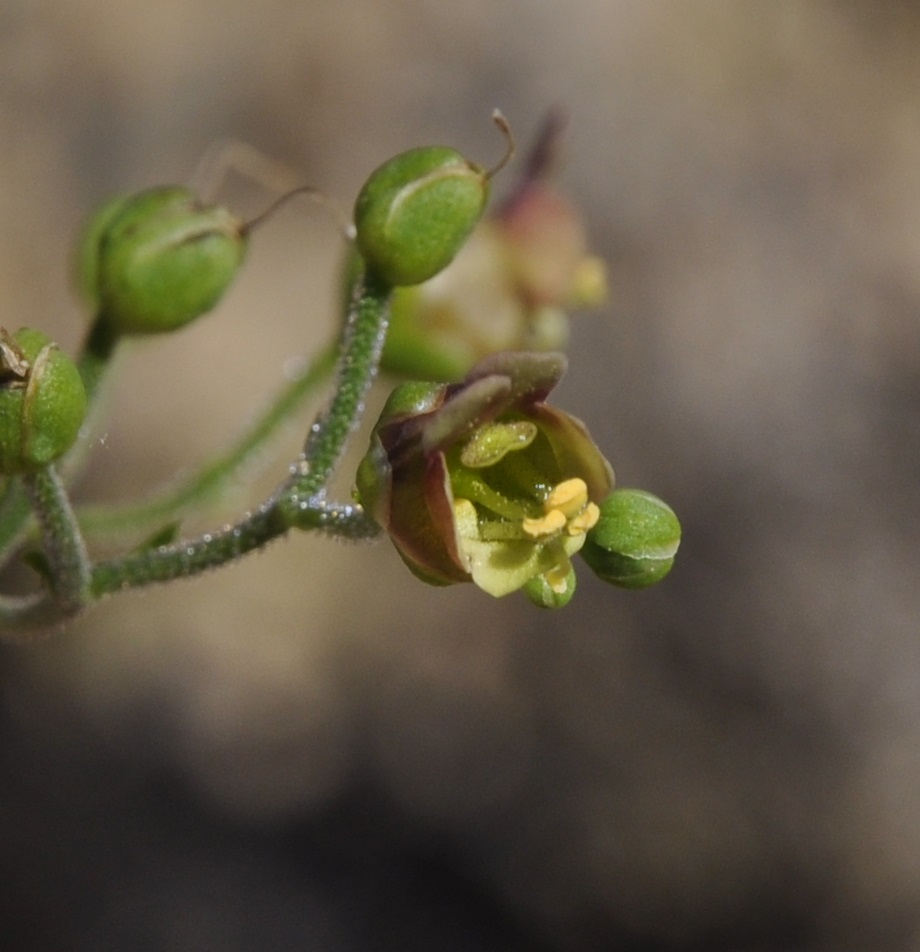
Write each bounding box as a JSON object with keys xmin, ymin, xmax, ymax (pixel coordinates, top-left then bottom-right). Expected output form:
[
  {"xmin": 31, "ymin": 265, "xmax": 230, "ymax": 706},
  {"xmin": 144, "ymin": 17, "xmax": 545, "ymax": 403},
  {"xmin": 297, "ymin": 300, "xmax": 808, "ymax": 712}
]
[{"xmin": 356, "ymin": 351, "xmax": 613, "ymax": 604}]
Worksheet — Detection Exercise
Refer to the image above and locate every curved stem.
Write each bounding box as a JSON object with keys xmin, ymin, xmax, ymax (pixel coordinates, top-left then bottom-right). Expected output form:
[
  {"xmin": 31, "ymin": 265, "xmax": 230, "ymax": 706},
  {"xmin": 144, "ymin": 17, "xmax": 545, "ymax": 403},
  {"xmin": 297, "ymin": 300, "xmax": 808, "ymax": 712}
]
[
  {"xmin": 0, "ymin": 591, "xmax": 66, "ymax": 639},
  {"xmin": 88, "ymin": 268, "xmax": 392, "ymax": 595},
  {"xmin": 21, "ymin": 466, "xmax": 91, "ymax": 617},
  {"xmin": 78, "ymin": 312, "xmax": 121, "ymax": 405},
  {"xmin": 90, "ymin": 501, "xmax": 288, "ymax": 596}
]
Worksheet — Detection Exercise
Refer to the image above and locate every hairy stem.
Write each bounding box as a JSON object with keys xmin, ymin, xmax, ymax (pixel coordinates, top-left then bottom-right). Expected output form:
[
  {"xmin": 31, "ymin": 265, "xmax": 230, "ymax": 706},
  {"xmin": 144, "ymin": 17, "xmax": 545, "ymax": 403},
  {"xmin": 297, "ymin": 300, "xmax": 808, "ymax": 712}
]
[
  {"xmin": 21, "ymin": 466, "xmax": 92, "ymax": 617},
  {"xmin": 77, "ymin": 341, "xmax": 338, "ymax": 541},
  {"xmin": 88, "ymin": 267, "xmax": 392, "ymax": 594},
  {"xmin": 287, "ymin": 496, "xmax": 381, "ymax": 540},
  {"xmin": 280, "ymin": 269, "xmax": 390, "ymax": 517},
  {"xmin": 90, "ymin": 501, "xmax": 288, "ymax": 595}
]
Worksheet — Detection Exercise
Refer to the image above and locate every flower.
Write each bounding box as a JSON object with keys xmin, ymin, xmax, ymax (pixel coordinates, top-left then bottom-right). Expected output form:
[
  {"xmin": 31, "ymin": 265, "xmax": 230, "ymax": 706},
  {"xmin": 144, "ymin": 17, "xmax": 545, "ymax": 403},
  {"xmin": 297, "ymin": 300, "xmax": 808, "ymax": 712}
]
[
  {"xmin": 379, "ymin": 113, "xmax": 608, "ymax": 381},
  {"xmin": 356, "ymin": 351, "xmax": 614, "ymax": 604}
]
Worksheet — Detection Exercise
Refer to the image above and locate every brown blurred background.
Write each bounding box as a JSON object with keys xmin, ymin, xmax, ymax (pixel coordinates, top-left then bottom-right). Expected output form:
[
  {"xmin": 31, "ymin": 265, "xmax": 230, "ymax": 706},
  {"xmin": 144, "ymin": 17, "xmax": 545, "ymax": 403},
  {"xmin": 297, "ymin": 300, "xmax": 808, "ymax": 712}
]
[{"xmin": 2, "ymin": 1, "xmax": 920, "ymax": 949}]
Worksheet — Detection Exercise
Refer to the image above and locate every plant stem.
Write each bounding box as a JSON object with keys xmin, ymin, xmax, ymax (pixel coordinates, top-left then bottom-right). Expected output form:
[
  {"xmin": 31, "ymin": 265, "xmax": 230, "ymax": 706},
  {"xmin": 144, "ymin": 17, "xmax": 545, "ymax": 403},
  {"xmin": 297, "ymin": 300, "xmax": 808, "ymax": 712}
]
[
  {"xmin": 0, "ymin": 591, "xmax": 67, "ymax": 638},
  {"xmin": 79, "ymin": 313, "xmax": 121, "ymax": 403},
  {"xmin": 21, "ymin": 466, "xmax": 91, "ymax": 617},
  {"xmin": 287, "ymin": 497, "xmax": 381, "ymax": 540},
  {"xmin": 90, "ymin": 501, "xmax": 288, "ymax": 595},
  {"xmin": 0, "ymin": 314, "xmax": 121, "ymax": 567},
  {"xmin": 280, "ymin": 269, "xmax": 391, "ymax": 516},
  {"xmin": 88, "ymin": 268, "xmax": 392, "ymax": 594},
  {"xmin": 77, "ymin": 341, "xmax": 338, "ymax": 541}
]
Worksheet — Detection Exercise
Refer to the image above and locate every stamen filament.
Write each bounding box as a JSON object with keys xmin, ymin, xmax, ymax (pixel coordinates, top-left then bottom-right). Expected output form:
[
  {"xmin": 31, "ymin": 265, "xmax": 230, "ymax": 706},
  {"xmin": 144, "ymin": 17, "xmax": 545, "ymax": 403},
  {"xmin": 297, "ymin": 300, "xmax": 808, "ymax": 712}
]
[{"xmin": 449, "ymin": 467, "xmax": 527, "ymax": 521}]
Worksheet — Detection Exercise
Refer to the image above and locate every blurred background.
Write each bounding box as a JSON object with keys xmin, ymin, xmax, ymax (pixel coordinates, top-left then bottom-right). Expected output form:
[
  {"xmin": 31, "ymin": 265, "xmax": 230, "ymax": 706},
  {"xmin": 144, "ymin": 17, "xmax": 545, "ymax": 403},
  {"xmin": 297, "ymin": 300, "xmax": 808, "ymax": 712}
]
[{"xmin": 2, "ymin": 1, "xmax": 920, "ymax": 949}]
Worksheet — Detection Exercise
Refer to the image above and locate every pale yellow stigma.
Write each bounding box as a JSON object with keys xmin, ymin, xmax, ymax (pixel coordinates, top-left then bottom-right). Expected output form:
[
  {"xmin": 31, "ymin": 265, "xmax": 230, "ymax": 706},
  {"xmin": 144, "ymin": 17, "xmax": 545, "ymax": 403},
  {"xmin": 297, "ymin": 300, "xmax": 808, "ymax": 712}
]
[
  {"xmin": 543, "ymin": 562, "xmax": 572, "ymax": 595},
  {"xmin": 522, "ymin": 478, "xmax": 598, "ymax": 539}
]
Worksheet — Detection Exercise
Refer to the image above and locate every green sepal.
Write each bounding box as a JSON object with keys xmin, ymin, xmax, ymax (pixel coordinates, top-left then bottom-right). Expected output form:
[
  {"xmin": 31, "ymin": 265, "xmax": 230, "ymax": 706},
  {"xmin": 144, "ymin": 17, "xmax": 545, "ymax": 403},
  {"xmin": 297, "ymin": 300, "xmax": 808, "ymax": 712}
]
[
  {"xmin": 377, "ymin": 379, "xmax": 446, "ymax": 423},
  {"xmin": 354, "ymin": 380, "xmax": 443, "ymax": 529}
]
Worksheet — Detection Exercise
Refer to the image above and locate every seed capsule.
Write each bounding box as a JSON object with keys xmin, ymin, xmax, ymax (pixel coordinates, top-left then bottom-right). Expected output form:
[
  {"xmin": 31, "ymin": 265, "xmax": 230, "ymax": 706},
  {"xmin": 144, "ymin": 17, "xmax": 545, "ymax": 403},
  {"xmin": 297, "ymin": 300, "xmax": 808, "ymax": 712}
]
[
  {"xmin": 83, "ymin": 186, "xmax": 247, "ymax": 334},
  {"xmin": 0, "ymin": 328, "xmax": 87, "ymax": 474},
  {"xmin": 354, "ymin": 147, "xmax": 491, "ymax": 287}
]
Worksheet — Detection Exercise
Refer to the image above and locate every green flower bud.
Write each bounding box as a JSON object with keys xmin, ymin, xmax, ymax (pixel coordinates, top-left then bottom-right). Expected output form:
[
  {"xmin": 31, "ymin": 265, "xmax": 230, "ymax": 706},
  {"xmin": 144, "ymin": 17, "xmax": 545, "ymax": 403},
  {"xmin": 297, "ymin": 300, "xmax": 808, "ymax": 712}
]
[
  {"xmin": 353, "ymin": 147, "xmax": 491, "ymax": 287},
  {"xmin": 0, "ymin": 328, "xmax": 87, "ymax": 474},
  {"xmin": 580, "ymin": 488, "xmax": 681, "ymax": 589},
  {"xmin": 85, "ymin": 186, "xmax": 247, "ymax": 334}
]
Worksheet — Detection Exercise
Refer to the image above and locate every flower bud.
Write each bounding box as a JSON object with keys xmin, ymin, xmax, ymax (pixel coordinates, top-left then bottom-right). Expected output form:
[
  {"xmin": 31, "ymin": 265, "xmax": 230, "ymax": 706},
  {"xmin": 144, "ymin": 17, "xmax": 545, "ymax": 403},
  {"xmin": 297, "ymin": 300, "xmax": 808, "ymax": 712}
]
[
  {"xmin": 0, "ymin": 328, "xmax": 87, "ymax": 474},
  {"xmin": 580, "ymin": 488, "xmax": 680, "ymax": 589},
  {"xmin": 83, "ymin": 186, "xmax": 247, "ymax": 334},
  {"xmin": 353, "ymin": 147, "xmax": 490, "ymax": 287}
]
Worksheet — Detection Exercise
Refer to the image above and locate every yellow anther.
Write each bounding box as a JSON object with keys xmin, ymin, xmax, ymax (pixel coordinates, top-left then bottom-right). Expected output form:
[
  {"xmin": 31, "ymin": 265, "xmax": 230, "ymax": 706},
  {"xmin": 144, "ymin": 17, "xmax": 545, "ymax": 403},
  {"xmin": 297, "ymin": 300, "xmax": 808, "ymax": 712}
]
[
  {"xmin": 544, "ymin": 478, "xmax": 589, "ymax": 518},
  {"xmin": 522, "ymin": 508, "xmax": 567, "ymax": 538},
  {"xmin": 567, "ymin": 501, "xmax": 600, "ymax": 536}
]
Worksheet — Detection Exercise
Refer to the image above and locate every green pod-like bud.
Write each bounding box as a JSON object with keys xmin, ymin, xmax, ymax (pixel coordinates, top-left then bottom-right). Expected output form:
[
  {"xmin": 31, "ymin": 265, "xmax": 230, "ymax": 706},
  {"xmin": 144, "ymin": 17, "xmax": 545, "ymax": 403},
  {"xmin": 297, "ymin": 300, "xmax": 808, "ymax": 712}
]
[
  {"xmin": 85, "ymin": 186, "xmax": 247, "ymax": 334},
  {"xmin": 354, "ymin": 147, "xmax": 490, "ymax": 287},
  {"xmin": 580, "ymin": 488, "xmax": 681, "ymax": 589},
  {"xmin": 0, "ymin": 328, "xmax": 87, "ymax": 474}
]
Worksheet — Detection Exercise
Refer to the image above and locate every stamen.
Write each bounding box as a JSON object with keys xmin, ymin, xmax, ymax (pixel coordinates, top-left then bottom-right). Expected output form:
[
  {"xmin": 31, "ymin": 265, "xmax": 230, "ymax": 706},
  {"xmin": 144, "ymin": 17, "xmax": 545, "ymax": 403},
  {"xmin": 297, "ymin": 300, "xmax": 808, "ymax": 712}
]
[
  {"xmin": 450, "ymin": 467, "xmax": 527, "ymax": 521},
  {"xmin": 567, "ymin": 501, "xmax": 599, "ymax": 535},
  {"xmin": 453, "ymin": 498, "xmax": 479, "ymax": 539},
  {"xmin": 545, "ymin": 478, "xmax": 589, "ymax": 517},
  {"xmin": 522, "ymin": 479, "xmax": 597, "ymax": 539},
  {"xmin": 522, "ymin": 508, "xmax": 566, "ymax": 537}
]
